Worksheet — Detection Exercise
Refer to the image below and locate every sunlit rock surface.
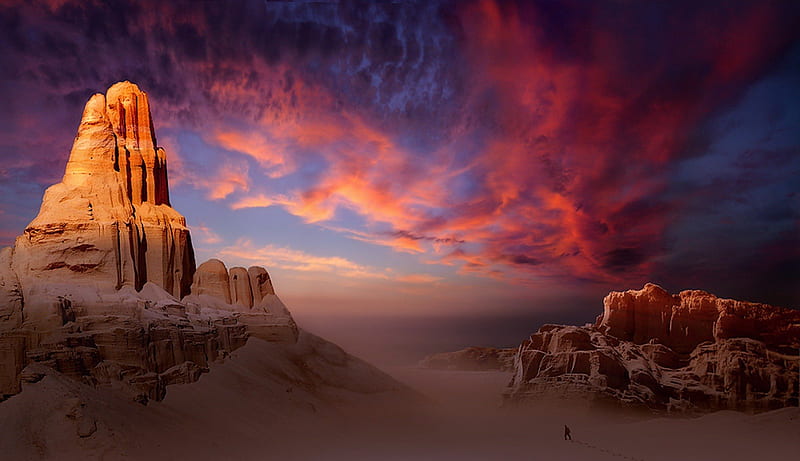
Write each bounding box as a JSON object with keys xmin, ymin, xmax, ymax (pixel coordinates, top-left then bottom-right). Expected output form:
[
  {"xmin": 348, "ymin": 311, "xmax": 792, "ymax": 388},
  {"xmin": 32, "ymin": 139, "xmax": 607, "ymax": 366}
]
[
  {"xmin": 0, "ymin": 82, "xmax": 297, "ymax": 402},
  {"xmin": 506, "ymin": 284, "xmax": 800, "ymax": 413},
  {"xmin": 186, "ymin": 259, "xmax": 296, "ymax": 342}
]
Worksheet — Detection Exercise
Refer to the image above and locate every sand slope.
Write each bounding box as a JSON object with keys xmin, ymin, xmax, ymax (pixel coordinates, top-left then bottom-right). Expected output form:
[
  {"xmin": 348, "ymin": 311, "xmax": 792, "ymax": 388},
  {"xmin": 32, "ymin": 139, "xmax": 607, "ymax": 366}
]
[
  {"xmin": 2, "ymin": 340, "xmax": 798, "ymax": 460},
  {"xmin": 0, "ymin": 331, "xmax": 417, "ymax": 460}
]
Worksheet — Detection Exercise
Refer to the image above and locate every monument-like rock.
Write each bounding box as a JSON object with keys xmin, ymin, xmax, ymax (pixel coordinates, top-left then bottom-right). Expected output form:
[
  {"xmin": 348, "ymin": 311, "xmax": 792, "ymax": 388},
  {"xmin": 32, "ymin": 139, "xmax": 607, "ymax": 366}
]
[
  {"xmin": 0, "ymin": 82, "xmax": 297, "ymax": 402},
  {"xmin": 11, "ymin": 82, "xmax": 194, "ymax": 331},
  {"xmin": 506, "ymin": 284, "xmax": 800, "ymax": 413}
]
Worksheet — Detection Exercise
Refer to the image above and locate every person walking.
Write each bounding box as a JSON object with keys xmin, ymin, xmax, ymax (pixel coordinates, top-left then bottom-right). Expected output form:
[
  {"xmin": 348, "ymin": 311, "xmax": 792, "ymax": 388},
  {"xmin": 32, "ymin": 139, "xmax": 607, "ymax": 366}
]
[{"xmin": 564, "ymin": 424, "xmax": 572, "ymax": 441}]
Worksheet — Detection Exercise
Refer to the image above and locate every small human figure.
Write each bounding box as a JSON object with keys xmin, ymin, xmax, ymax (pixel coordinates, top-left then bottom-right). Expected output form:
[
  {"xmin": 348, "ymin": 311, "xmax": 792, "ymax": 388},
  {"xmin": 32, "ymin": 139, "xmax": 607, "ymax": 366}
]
[{"xmin": 564, "ymin": 424, "xmax": 572, "ymax": 441}]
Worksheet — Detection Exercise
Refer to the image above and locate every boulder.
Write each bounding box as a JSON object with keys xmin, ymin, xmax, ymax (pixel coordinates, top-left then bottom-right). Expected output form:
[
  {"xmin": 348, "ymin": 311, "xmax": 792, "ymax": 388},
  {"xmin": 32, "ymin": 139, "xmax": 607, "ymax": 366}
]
[{"xmin": 248, "ymin": 265, "xmax": 275, "ymax": 305}]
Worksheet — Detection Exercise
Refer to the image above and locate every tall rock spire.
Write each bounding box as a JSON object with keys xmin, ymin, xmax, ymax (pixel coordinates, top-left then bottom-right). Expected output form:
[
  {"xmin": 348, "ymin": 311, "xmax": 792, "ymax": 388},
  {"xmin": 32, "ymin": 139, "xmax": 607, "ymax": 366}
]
[
  {"xmin": 105, "ymin": 81, "xmax": 170, "ymax": 207},
  {"xmin": 12, "ymin": 82, "xmax": 195, "ymax": 328}
]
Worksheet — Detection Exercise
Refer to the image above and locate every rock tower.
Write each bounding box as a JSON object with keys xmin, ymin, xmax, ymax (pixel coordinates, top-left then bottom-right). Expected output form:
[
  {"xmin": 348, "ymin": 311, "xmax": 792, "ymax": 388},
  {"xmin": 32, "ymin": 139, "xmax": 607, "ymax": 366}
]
[{"xmin": 0, "ymin": 82, "xmax": 296, "ymax": 402}]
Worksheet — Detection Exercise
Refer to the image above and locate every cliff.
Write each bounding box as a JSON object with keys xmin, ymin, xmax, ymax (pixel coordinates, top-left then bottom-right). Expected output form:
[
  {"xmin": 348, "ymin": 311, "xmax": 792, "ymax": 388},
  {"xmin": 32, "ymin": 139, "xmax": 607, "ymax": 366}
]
[{"xmin": 506, "ymin": 284, "xmax": 800, "ymax": 413}]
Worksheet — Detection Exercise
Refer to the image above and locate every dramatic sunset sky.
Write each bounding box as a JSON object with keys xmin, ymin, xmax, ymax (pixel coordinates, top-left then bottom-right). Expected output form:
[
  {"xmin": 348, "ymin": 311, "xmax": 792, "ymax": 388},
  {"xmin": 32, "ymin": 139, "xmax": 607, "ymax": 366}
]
[{"xmin": 0, "ymin": 1, "xmax": 798, "ymax": 352}]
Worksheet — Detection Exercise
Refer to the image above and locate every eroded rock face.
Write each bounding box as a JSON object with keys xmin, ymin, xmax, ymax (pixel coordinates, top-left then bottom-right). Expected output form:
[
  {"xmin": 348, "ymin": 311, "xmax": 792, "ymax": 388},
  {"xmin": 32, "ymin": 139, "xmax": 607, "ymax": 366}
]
[
  {"xmin": 506, "ymin": 284, "xmax": 800, "ymax": 413},
  {"xmin": 248, "ymin": 266, "xmax": 275, "ymax": 305},
  {"xmin": 12, "ymin": 81, "xmax": 194, "ymax": 313},
  {"xmin": 188, "ymin": 261, "xmax": 297, "ymax": 342},
  {"xmin": 0, "ymin": 82, "xmax": 297, "ymax": 402},
  {"xmin": 229, "ymin": 267, "xmax": 253, "ymax": 309},
  {"xmin": 597, "ymin": 283, "xmax": 800, "ymax": 354},
  {"xmin": 192, "ymin": 259, "xmax": 231, "ymax": 304}
]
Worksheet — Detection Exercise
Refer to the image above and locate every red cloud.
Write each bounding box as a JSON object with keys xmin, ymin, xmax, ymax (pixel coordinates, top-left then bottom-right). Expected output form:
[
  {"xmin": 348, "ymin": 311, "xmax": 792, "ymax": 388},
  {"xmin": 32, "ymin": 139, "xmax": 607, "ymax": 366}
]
[
  {"xmin": 3, "ymin": 0, "xmax": 795, "ymax": 294},
  {"xmin": 222, "ymin": 0, "xmax": 794, "ymax": 286}
]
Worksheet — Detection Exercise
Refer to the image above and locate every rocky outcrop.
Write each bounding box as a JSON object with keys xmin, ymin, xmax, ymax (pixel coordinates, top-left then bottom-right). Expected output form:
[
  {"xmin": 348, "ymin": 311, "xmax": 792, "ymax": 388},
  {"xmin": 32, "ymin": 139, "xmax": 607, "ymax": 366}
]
[
  {"xmin": 505, "ymin": 284, "xmax": 800, "ymax": 413},
  {"xmin": 186, "ymin": 259, "xmax": 297, "ymax": 342},
  {"xmin": 192, "ymin": 259, "xmax": 231, "ymax": 303},
  {"xmin": 192, "ymin": 261, "xmax": 278, "ymax": 310},
  {"xmin": 229, "ymin": 267, "xmax": 252, "ymax": 308},
  {"xmin": 597, "ymin": 283, "xmax": 800, "ymax": 354},
  {"xmin": 11, "ymin": 82, "xmax": 194, "ymax": 325},
  {"xmin": 419, "ymin": 347, "xmax": 516, "ymax": 372},
  {"xmin": 0, "ymin": 82, "xmax": 297, "ymax": 403},
  {"xmin": 248, "ymin": 265, "xmax": 275, "ymax": 305}
]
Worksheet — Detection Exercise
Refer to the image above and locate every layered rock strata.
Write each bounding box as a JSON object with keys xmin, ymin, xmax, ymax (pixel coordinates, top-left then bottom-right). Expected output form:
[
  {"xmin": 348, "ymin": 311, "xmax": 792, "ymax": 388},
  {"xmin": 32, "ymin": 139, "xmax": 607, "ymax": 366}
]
[
  {"xmin": 0, "ymin": 82, "xmax": 297, "ymax": 403},
  {"xmin": 505, "ymin": 284, "xmax": 800, "ymax": 413}
]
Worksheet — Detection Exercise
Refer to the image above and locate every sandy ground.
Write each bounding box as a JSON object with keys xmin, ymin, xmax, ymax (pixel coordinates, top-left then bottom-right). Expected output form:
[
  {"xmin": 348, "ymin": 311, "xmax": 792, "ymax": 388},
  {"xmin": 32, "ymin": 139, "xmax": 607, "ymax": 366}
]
[
  {"xmin": 390, "ymin": 367, "xmax": 800, "ymax": 461},
  {"xmin": 1, "ymin": 336, "xmax": 798, "ymax": 460}
]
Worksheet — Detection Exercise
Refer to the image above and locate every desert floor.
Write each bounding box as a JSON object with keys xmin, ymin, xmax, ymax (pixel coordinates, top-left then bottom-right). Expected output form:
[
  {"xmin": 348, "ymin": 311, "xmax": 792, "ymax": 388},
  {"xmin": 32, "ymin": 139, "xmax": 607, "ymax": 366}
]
[{"xmin": 1, "ymin": 337, "xmax": 798, "ymax": 461}]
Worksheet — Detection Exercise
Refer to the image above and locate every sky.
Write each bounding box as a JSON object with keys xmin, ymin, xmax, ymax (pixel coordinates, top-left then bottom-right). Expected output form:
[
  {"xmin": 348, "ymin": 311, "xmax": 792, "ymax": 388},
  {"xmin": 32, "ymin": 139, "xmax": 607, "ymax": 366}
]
[{"xmin": 0, "ymin": 0, "xmax": 799, "ymax": 341}]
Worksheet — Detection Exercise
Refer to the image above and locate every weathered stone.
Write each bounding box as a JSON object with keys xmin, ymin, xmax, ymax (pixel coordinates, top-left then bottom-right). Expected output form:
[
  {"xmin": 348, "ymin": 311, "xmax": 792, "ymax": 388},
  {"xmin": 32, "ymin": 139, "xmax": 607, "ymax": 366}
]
[
  {"xmin": 11, "ymin": 81, "xmax": 195, "ymax": 317},
  {"xmin": 506, "ymin": 285, "xmax": 800, "ymax": 413},
  {"xmin": 229, "ymin": 267, "xmax": 253, "ymax": 309},
  {"xmin": 191, "ymin": 259, "xmax": 231, "ymax": 304},
  {"xmin": 0, "ymin": 335, "xmax": 26, "ymax": 396},
  {"xmin": 0, "ymin": 81, "xmax": 299, "ymax": 403},
  {"xmin": 248, "ymin": 266, "xmax": 275, "ymax": 305},
  {"xmin": 597, "ymin": 283, "xmax": 800, "ymax": 354},
  {"xmin": 0, "ymin": 247, "xmax": 22, "ymax": 330}
]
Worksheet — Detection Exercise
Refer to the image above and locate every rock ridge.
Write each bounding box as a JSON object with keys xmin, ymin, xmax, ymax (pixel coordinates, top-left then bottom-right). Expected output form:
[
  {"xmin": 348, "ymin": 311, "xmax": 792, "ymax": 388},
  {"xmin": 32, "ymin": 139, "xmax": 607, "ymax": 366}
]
[{"xmin": 505, "ymin": 284, "xmax": 800, "ymax": 413}]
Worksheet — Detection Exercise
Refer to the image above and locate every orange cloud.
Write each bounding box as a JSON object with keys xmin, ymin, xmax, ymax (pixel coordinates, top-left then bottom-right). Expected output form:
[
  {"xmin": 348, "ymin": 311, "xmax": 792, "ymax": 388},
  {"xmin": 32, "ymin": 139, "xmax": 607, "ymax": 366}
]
[
  {"xmin": 209, "ymin": 129, "xmax": 294, "ymax": 178},
  {"xmin": 190, "ymin": 223, "xmax": 223, "ymax": 245},
  {"xmin": 218, "ymin": 240, "xmax": 390, "ymax": 280},
  {"xmin": 217, "ymin": 240, "xmax": 444, "ymax": 284},
  {"xmin": 396, "ymin": 274, "xmax": 443, "ymax": 284},
  {"xmin": 204, "ymin": 161, "xmax": 250, "ymax": 200}
]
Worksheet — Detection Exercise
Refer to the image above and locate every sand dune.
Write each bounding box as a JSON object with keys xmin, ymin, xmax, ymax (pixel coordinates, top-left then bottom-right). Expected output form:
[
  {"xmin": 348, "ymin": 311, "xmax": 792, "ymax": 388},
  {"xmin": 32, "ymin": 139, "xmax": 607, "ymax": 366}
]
[{"xmin": 3, "ymin": 338, "xmax": 798, "ymax": 460}]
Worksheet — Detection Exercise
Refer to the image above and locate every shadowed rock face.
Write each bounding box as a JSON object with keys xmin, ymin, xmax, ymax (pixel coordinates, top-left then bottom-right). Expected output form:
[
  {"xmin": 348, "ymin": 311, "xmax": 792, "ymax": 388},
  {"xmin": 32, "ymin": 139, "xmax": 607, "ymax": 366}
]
[
  {"xmin": 248, "ymin": 266, "xmax": 275, "ymax": 305},
  {"xmin": 192, "ymin": 259, "xmax": 231, "ymax": 304},
  {"xmin": 506, "ymin": 284, "xmax": 800, "ymax": 413},
  {"xmin": 0, "ymin": 82, "xmax": 296, "ymax": 403}
]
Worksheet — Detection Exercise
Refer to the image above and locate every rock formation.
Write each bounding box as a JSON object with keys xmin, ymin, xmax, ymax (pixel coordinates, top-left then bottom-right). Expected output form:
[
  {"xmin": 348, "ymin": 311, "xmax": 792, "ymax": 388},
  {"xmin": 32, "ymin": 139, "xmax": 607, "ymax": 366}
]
[
  {"xmin": 505, "ymin": 284, "xmax": 800, "ymax": 413},
  {"xmin": 597, "ymin": 283, "xmax": 800, "ymax": 354},
  {"xmin": 0, "ymin": 82, "xmax": 297, "ymax": 403},
  {"xmin": 185, "ymin": 260, "xmax": 296, "ymax": 342},
  {"xmin": 419, "ymin": 347, "xmax": 516, "ymax": 372},
  {"xmin": 12, "ymin": 82, "xmax": 194, "ymax": 326},
  {"xmin": 192, "ymin": 259, "xmax": 232, "ymax": 303}
]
